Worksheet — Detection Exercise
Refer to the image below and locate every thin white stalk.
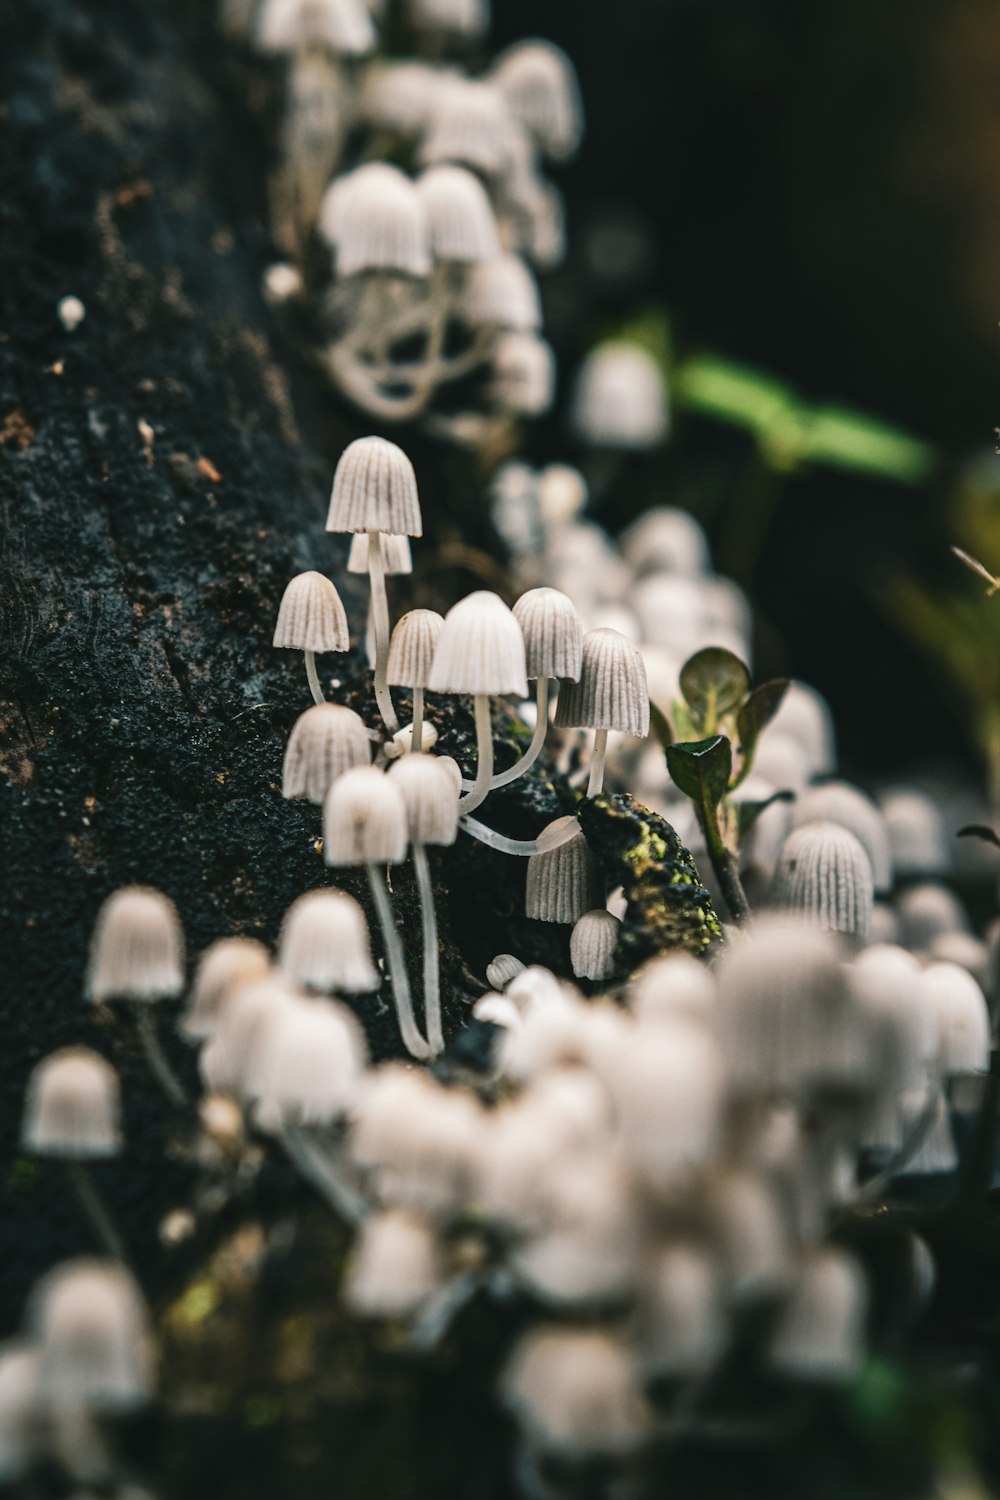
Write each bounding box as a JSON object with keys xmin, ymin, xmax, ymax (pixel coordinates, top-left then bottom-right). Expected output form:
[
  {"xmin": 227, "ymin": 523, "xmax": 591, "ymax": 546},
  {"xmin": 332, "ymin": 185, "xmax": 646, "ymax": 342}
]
[
  {"xmin": 281, "ymin": 1126, "xmax": 367, "ymax": 1223},
  {"xmin": 368, "ymin": 530, "xmax": 399, "ymax": 732},
  {"xmin": 134, "ymin": 1004, "xmax": 187, "ymax": 1107},
  {"xmin": 587, "ymin": 727, "xmax": 609, "ymax": 799},
  {"xmin": 854, "ymin": 1082, "xmax": 942, "ymax": 1204},
  {"xmin": 459, "ymin": 813, "xmax": 581, "ymax": 857},
  {"xmin": 411, "ymin": 686, "xmax": 425, "ymax": 752},
  {"xmin": 304, "ymin": 649, "xmax": 325, "ymax": 705},
  {"xmin": 457, "ymin": 693, "xmax": 494, "ymax": 815},
  {"xmin": 412, "ymin": 843, "xmax": 443, "ymax": 1056},
  {"xmin": 367, "ymin": 864, "xmax": 431, "ymax": 1060},
  {"xmin": 460, "ymin": 679, "xmax": 551, "ymax": 791},
  {"xmin": 409, "ymin": 1270, "xmax": 482, "ymax": 1350},
  {"xmin": 68, "ymin": 1162, "xmax": 128, "ymax": 1264}
]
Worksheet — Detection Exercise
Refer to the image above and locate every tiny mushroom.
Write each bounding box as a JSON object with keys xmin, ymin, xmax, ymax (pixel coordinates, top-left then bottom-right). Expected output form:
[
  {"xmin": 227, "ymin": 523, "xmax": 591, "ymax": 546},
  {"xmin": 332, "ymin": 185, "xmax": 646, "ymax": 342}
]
[
  {"xmin": 273, "ymin": 571, "xmax": 349, "ymax": 706},
  {"xmin": 554, "ymin": 627, "xmax": 650, "ymax": 797},
  {"xmin": 282, "ymin": 702, "xmax": 371, "ymax": 804},
  {"xmin": 387, "ymin": 608, "xmax": 445, "ymax": 752}
]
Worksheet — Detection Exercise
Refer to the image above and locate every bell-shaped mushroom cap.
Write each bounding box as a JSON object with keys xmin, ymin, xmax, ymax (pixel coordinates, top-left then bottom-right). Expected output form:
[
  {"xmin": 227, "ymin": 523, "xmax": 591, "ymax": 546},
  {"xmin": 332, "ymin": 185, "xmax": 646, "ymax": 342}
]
[
  {"xmin": 526, "ymin": 817, "xmax": 603, "ymax": 925},
  {"xmin": 387, "ymin": 753, "xmax": 460, "ymax": 846},
  {"xmin": 753, "ymin": 731, "xmax": 813, "ymax": 794},
  {"xmin": 360, "ymin": 60, "xmax": 457, "ymax": 135},
  {"xmin": 770, "ymin": 680, "xmax": 837, "ymax": 778},
  {"xmin": 419, "ymin": 81, "xmax": 511, "ymax": 177},
  {"xmin": 22, "ymin": 1049, "xmax": 121, "ymax": 1159},
  {"xmin": 347, "ymin": 532, "xmax": 413, "ymax": 576},
  {"xmin": 30, "ymin": 1260, "xmax": 153, "ymax": 1412},
  {"xmin": 277, "ymin": 888, "xmax": 378, "ymax": 993},
  {"xmin": 256, "ymin": 0, "xmax": 377, "ymax": 56},
  {"xmin": 571, "ymin": 343, "xmax": 669, "ymax": 449},
  {"xmin": 509, "ymin": 1151, "xmax": 636, "ymax": 1307},
  {"xmin": 182, "ymin": 937, "xmax": 271, "ymax": 1041},
  {"xmin": 768, "ymin": 1250, "xmax": 868, "ymax": 1382},
  {"xmin": 490, "ymin": 39, "xmax": 583, "ymax": 161},
  {"xmin": 512, "ymin": 587, "xmax": 583, "ymax": 681},
  {"xmin": 0, "ymin": 1342, "xmax": 40, "ymax": 1482},
  {"xmin": 282, "ymin": 702, "xmax": 371, "ymax": 804},
  {"xmin": 705, "ymin": 1170, "xmax": 790, "ymax": 1301},
  {"xmin": 620, "ymin": 506, "xmax": 710, "ymax": 579},
  {"xmin": 486, "ymin": 953, "xmax": 525, "ymax": 991},
  {"xmin": 850, "ymin": 944, "xmax": 935, "ymax": 1090},
  {"xmin": 791, "ymin": 782, "xmax": 892, "ymax": 893},
  {"xmin": 387, "ymin": 609, "xmax": 445, "ymax": 688},
  {"xmin": 921, "ymin": 961, "xmax": 991, "ymax": 1077},
  {"xmin": 428, "ymin": 590, "xmax": 528, "ymax": 697},
  {"xmin": 416, "ymin": 165, "xmax": 500, "ymax": 263},
  {"xmin": 199, "ymin": 976, "xmax": 297, "ymax": 1098},
  {"xmin": 897, "ymin": 881, "xmax": 969, "ymax": 951},
  {"xmin": 492, "ymin": 332, "xmax": 556, "ymax": 417},
  {"xmin": 462, "ymin": 254, "xmax": 541, "ymax": 331},
  {"xmin": 86, "ymin": 886, "xmax": 185, "ymax": 1003},
  {"xmin": 770, "ymin": 821, "xmax": 874, "ymax": 938},
  {"xmin": 344, "ymin": 1209, "xmax": 442, "ymax": 1319},
  {"xmin": 553, "ymin": 628, "xmax": 650, "ymax": 737},
  {"xmin": 930, "ymin": 930, "xmax": 990, "ymax": 989},
  {"xmin": 637, "ymin": 1244, "xmax": 725, "ymax": 1377},
  {"xmin": 323, "ymin": 765, "xmax": 409, "ymax": 866},
  {"xmin": 879, "ymin": 787, "xmax": 949, "ymax": 878},
  {"xmin": 536, "ymin": 464, "xmax": 587, "ymax": 529},
  {"xmin": 326, "ymin": 163, "xmax": 430, "ymax": 279},
  {"xmin": 273, "ymin": 571, "xmax": 349, "ymax": 654},
  {"xmin": 628, "ymin": 952, "xmax": 715, "ymax": 1025},
  {"xmin": 327, "ymin": 435, "xmax": 423, "ymax": 538},
  {"xmin": 408, "ymin": 0, "xmax": 488, "ymax": 38},
  {"xmin": 351, "ymin": 1067, "xmax": 485, "ymax": 1214},
  {"xmin": 253, "ymin": 998, "xmax": 367, "ymax": 1129},
  {"xmin": 606, "ymin": 1020, "xmax": 724, "ymax": 1185},
  {"xmin": 569, "ymin": 909, "xmax": 620, "ymax": 981},
  {"xmin": 502, "ymin": 1328, "xmax": 651, "ymax": 1459}
]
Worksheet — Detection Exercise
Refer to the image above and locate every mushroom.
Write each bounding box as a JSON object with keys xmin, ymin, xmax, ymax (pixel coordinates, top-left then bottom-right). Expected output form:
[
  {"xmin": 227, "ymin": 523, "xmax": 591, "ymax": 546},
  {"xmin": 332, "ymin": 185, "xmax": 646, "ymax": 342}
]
[
  {"xmin": 486, "ymin": 953, "xmax": 526, "ymax": 991},
  {"xmin": 767, "ymin": 1250, "xmax": 867, "ymax": 1383},
  {"xmin": 323, "ymin": 765, "xmax": 430, "ymax": 1059},
  {"xmin": 181, "ymin": 937, "xmax": 271, "ymax": 1042},
  {"xmin": 525, "ymin": 816, "xmax": 603, "ymax": 924},
  {"xmin": 387, "ymin": 608, "xmax": 445, "ymax": 753},
  {"xmin": 30, "ymin": 1260, "xmax": 153, "ymax": 1413},
  {"xmin": 387, "ymin": 753, "xmax": 461, "ymax": 1054},
  {"xmin": 502, "ymin": 1327, "xmax": 651, "ymax": 1462},
  {"xmin": 428, "ymin": 591, "xmax": 527, "ymax": 815},
  {"xmin": 569, "ymin": 909, "xmax": 620, "ymax": 983},
  {"xmin": 570, "ymin": 342, "xmax": 669, "ymax": 450},
  {"xmin": 489, "ymin": 40, "xmax": 583, "ymax": 162},
  {"xmin": 554, "ymin": 627, "xmax": 650, "ymax": 797},
  {"xmin": 326, "ymin": 437, "xmax": 423, "ymax": 733},
  {"xmin": 277, "ymin": 887, "xmax": 379, "ymax": 995},
  {"xmin": 273, "ymin": 571, "xmax": 349, "ymax": 706},
  {"xmin": 348, "ymin": 533, "xmax": 412, "ymax": 671},
  {"xmin": 770, "ymin": 821, "xmax": 874, "ymax": 938},
  {"xmin": 281, "ymin": 702, "xmax": 371, "ymax": 804}
]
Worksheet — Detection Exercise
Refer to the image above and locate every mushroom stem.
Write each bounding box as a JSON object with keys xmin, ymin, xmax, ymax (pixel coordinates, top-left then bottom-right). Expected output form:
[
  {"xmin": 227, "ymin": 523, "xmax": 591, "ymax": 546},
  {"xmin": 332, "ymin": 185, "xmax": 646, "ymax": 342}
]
[
  {"xmin": 458, "ymin": 693, "xmax": 494, "ymax": 815},
  {"xmin": 412, "ymin": 843, "xmax": 443, "ymax": 1056},
  {"xmin": 134, "ymin": 1004, "xmax": 188, "ymax": 1108},
  {"xmin": 460, "ymin": 679, "xmax": 551, "ymax": 791},
  {"xmin": 68, "ymin": 1161, "xmax": 129, "ymax": 1264},
  {"xmin": 411, "ymin": 686, "xmax": 425, "ymax": 752},
  {"xmin": 304, "ymin": 649, "xmax": 325, "ymax": 706},
  {"xmin": 367, "ymin": 530, "xmax": 399, "ymax": 732},
  {"xmin": 459, "ymin": 814, "xmax": 581, "ymax": 858},
  {"xmin": 281, "ymin": 1126, "xmax": 367, "ymax": 1223},
  {"xmin": 853, "ymin": 1082, "xmax": 941, "ymax": 1204},
  {"xmin": 366, "ymin": 864, "xmax": 431, "ymax": 1060},
  {"xmin": 587, "ymin": 728, "xmax": 609, "ymax": 799}
]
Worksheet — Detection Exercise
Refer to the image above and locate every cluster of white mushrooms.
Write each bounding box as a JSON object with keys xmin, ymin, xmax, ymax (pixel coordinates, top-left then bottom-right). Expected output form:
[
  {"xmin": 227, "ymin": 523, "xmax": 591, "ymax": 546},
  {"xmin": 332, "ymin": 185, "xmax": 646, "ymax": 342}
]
[
  {"xmin": 222, "ymin": 0, "xmax": 582, "ymax": 429},
  {"xmin": 9, "ymin": 424, "xmax": 1000, "ymax": 1493}
]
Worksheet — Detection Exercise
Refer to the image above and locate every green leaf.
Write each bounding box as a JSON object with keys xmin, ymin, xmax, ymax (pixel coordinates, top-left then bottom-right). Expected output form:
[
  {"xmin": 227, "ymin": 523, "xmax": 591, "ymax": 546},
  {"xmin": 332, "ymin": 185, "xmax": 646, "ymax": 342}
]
[
  {"xmin": 648, "ymin": 700, "xmax": 675, "ymax": 754},
  {"xmin": 679, "ymin": 648, "xmax": 751, "ymax": 732},
  {"xmin": 800, "ymin": 406, "xmax": 934, "ymax": 485},
  {"xmin": 736, "ymin": 678, "xmax": 789, "ymax": 768},
  {"xmin": 666, "ymin": 736, "xmax": 733, "ymax": 813},
  {"xmin": 674, "ymin": 355, "xmax": 802, "ymax": 440},
  {"xmin": 735, "ymin": 789, "xmax": 795, "ymax": 839}
]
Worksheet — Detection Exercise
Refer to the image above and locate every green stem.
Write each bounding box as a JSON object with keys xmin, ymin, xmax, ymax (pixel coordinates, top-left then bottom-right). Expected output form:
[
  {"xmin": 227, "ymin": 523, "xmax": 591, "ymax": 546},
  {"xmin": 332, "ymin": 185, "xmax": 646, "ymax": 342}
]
[{"xmin": 699, "ymin": 803, "xmax": 750, "ymax": 924}]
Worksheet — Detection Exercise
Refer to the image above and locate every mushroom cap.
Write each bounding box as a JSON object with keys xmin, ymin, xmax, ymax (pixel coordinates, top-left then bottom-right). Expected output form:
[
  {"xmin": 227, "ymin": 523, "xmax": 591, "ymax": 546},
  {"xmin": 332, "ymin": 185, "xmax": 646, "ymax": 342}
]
[
  {"xmin": 553, "ymin": 627, "xmax": 650, "ymax": 737},
  {"xmin": 462, "ymin": 254, "xmax": 541, "ymax": 331},
  {"xmin": 347, "ymin": 532, "xmax": 413, "ymax": 576},
  {"xmin": 344, "ymin": 1209, "xmax": 442, "ymax": 1318},
  {"xmin": 361, "ymin": 60, "xmax": 458, "ymax": 135},
  {"xmin": 253, "ymin": 997, "xmax": 368, "ymax": 1129},
  {"xmin": 200, "ymin": 976, "xmax": 297, "ymax": 1098},
  {"xmin": 282, "ymin": 703, "xmax": 371, "ymax": 804},
  {"xmin": 569, "ymin": 909, "xmax": 620, "ymax": 981},
  {"xmin": 536, "ymin": 464, "xmax": 587, "ymax": 529},
  {"xmin": 273, "ymin": 571, "xmax": 349, "ymax": 654},
  {"xmin": 323, "ymin": 765, "xmax": 409, "ymax": 866},
  {"xmin": 407, "ymin": 0, "xmax": 488, "ymax": 39},
  {"xmin": 256, "ymin": 0, "xmax": 377, "ymax": 56},
  {"xmin": 770, "ymin": 820, "xmax": 874, "ymax": 938},
  {"xmin": 182, "ymin": 937, "xmax": 271, "ymax": 1041},
  {"xmin": 277, "ymin": 888, "xmax": 378, "ymax": 993},
  {"xmin": 571, "ymin": 342, "xmax": 669, "ymax": 450},
  {"xmin": 387, "ymin": 609, "xmax": 445, "ymax": 688},
  {"xmin": 921, "ymin": 961, "xmax": 990, "ymax": 1077},
  {"xmin": 768, "ymin": 1250, "xmax": 867, "ymax": 1383},
  {"xmin": 387, "ymin": 753, "xmax": 461, "ymax": 846},
  {"xmin": 502, "ymin": 1328, "xmax": 651, "ymax": 1459},
  {"xmin": 897, "ymin": 881, "xmax": 969, "ymax": 951},
  {"xmin": 526, "ymin": 817, "xmax": 603, "ymax": 925},
  {"xmin": 490, "ymin": 39, "xmax": 583, "ymax": 161},
  {"xmin": 86, "ymin": 886, "xmax": 185, "ymax": 1003},
  {"xmin": 323, "ymin": 163, "xmax": 430, "ymax": 279},
  {"xmin": 486, "ymin": 953, "xmax": 526, "ymax": 991},
  {"xmin": 419, "ymin": 81, "xmax": 512, "ymax": 177},
  {"xmin": 791, "ymin": 781, "xmax": 892, "ymax": 893},
  {"xmin": 326, "ymin": 435, "xmax": 423, "ymax": 538},
  {"xmin": 620, "ymin": 506, "xmax": 710, "ymax": 579},
  {"xmin": 22, "ymin": 1048, "xmax": 121, "ymax": 1159},
  {"xmin": 491, "ymin": 332, "xmax": 556, "ymax": 417},
  {"xmin": 31, "ymin": 1261, "xmax": 153, "ymax": 1413},
  {"xmin": 416, "ymin": 165, "xmax": 500, "ymax": 264},
  {"xmin": 428, "ymin": 590, "xmax": 528, "ymax": 697},
  {"xmin": 771, "ymin": 680, "xmax": 837, "ymax": 779},
  {"xmin": 628, "ymin": 953, "xmax": 715, "ymax": 1026},
  {"xmin": 637, "ymin": 1244, "xmax": 725, "ymax": 1377},
  {"xmin": 512, "ymin": 587, "xmax": 583, "ymax": 681}
]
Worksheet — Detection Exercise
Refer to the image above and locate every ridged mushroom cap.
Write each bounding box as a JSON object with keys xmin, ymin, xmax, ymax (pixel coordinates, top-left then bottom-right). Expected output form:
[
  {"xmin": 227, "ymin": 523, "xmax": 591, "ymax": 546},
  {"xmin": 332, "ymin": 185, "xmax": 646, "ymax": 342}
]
[
  {"xmin": 273, "ymin": 571, "xmax": 349, "ymax": 653},
  {"xmin": 492, "ymin": 332, "xmax": 556, "ymax": 416},
  {"xmin": 771, "ymin": 821, "xmax": 874, "ymax": 938},
  {"xmin": 282, "ymin": 703, "xmax": 371, "ymax": 804},
  {"xmin": 512, "ymin": 587, "xmax": 583, "ymax": 681},
  {"xmin": 526, "ymin": 817, "xmax": 602, "ymax": 924},
  {"xmin": 768, "ymin": 1250, "xmax": 867, "ymax": 1383},
  {"xmin": 407, "ymin": 0, "xmax": 489, "ymax": 39},
  {"xmin": 428, "ymin": 591, "xmax": 528, "ymax": 697},
  {"xmin": 22, "ymin": 1048, "xmax": 121, "ymax": 1159},
  {"xmin": 921, "ymin": 961, "xmax": 991, "ymax": 1077},
  {"xmin": 792, "ymin": 781, "xmax": 892, "ymax": 893},
  {"xmin": 416, "ymin": 166, "xmax": 500, "ymax": 264},
  {"xmin": 387, "ymin": 609, "xmax": 445, "ymax": 688},
  {"xmin": 502, "ymin": 1328, "xmax": 651, "ymax": 1459},
  {"xmin": 347, "ymin": 532, "xmax": 413, "ymax": 576},
  {"xmin": 569, "ymin": 909, "xmax": 620, "ymax": 981},
  {"xmin": 30, "ymin": 1261, "xmax": 152, "ymax": 1413},
  {"xmin": 849, "ymin": 943, "xmax": 935, "ymax": 1090},
  {"xmin": 200, "ymin": 976, "xmax": 298, "ymax": 1097},
  {"xmin": 253, "ymin": 998, "xmax": 368, "ymax": 1129},
  {"xmin": 419, "ymin": 81, "xmax": 512, "ymax": 177},
  {"xmin": 324, "ymin": 163, "xmax": 430, "ymax": 279},
  {"xmin": 326, "ymin": 436, "xmax": 423, "ymax": 538},
  {"xmin": 462, "ymin": 254, "xmax": 541, "ymax": 331},
  {"xmin": 387, "ymin": 753, "xmax": 461, "ymax": 846},
  {"xmin": 490, "ymin": 39, "xmax": 583, "ymax": 161},
  {"xmin": 553, "ymin": 628, "xmax": 650, "ymax": 737},
  {"xmin": 323, "ymin": 766, "xmax": 409, "ymax": 866},
  {"xmin": 486, "ymin": 953, "xmax": 526, "ymax": 991},
  {"xmin": 182, "ymin": 937, "xmax": 271, "ymax": 1041},
  {"xmin": 86, "ymin": 886, "xmax": 185, "ymax": 1003},
  {"xmin": 571, "ymin": 343, "xmax": 669, "ymax": 449},
  {"xmin": 360, "ymin": 61, "xmax": 458, "ymax": 135},
  {"xmin": 277, "ymin": 888, "xmax": 378, "ymax": 993},
  {"xmin": 256, "ymin": 0, "xmax": 377, "ymax": 56}
]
